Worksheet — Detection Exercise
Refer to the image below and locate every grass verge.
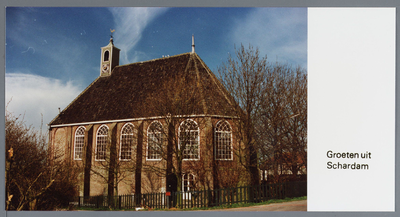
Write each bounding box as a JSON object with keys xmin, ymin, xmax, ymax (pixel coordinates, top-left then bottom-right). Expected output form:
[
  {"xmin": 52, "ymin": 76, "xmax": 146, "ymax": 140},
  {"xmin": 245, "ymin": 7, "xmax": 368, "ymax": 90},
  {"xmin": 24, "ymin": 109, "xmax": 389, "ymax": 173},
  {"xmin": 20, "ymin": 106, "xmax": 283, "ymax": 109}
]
[
  {"xmin": 72, "ymin": 196, "xmax": 306, "ymax": 211},
  {"xmin": 170, "ymin": 196, "xmax": 307, "ymax": 211}
]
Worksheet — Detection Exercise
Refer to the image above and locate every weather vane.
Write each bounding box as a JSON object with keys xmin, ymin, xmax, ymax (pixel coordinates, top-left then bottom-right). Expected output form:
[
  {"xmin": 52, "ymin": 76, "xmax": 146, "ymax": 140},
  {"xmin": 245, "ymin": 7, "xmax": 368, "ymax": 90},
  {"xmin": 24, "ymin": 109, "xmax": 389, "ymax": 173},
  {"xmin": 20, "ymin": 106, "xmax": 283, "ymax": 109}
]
[{"xmin": 110, "ymin": 29, "xmax": 115, "ymax": 38}]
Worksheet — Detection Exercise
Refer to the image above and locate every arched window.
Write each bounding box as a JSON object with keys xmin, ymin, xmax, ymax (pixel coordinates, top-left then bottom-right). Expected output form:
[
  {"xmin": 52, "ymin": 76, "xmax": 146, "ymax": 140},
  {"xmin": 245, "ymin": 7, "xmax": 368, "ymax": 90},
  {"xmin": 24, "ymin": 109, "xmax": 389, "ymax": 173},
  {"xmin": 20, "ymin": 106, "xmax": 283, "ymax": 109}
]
[
  {"xmin": 120, "ymin": 123, "xmax": 135, "ymax": 160},
  {"xmin": 215, "ymin": 120, "xmax": 232, "ymax": 160},
  {"xmin": 147, "ymin": 121, "xmax": 163, "ymax": 160},
  {"xmin": 103, "ymin": 50, "xmax": 109, "ymax": 61},
  {"xmin": 179, "ymin": 119, "xmax": 199, "ymax": 160},
  {"xmin": 96, "ymin": 125, "xmax": 109, "ymax": 161},
  {"xmin": 182, "ymin": 173, "xmax": 195, "ymax": 192},
  {"xmin": 53, "ymin": 128, "xmax": 66, "ymax": 161},
  {"xmin": 74, "ymin": 126, "xmax": 85, "ymax": 160}
]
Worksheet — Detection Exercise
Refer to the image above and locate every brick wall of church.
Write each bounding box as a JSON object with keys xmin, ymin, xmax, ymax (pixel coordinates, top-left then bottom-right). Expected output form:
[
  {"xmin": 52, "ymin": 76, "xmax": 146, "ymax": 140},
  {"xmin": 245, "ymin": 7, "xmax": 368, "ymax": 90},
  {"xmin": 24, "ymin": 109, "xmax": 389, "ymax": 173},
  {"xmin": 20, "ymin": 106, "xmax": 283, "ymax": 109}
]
[{"xmin": 49, "ymin": 117, "xmax": 244, "ymax": 197}]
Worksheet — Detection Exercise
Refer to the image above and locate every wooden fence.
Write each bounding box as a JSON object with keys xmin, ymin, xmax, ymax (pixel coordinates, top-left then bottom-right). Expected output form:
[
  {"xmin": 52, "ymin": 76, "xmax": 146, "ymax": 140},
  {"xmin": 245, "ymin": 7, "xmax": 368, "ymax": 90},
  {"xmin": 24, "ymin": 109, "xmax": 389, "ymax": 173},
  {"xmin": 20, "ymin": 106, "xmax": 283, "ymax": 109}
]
[{"xmin": 72, "ymin": 181, "xmax": 306, "ymax": 210}]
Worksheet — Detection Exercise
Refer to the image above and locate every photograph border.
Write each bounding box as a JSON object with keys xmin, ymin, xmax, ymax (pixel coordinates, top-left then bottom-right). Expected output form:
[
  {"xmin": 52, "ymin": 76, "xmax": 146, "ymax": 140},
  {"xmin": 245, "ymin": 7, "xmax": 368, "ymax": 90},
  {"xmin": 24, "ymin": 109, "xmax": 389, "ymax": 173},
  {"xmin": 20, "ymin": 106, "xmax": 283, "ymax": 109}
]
[{"xmin": 1, "ymin": 0, "xmax": 399, "ymax": 217}]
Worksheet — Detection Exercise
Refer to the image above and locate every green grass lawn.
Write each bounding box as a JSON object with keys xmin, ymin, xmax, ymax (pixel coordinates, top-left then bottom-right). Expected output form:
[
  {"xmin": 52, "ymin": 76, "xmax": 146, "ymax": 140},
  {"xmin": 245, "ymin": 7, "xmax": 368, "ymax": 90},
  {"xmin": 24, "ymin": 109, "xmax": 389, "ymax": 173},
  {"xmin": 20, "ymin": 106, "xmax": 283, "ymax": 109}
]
[
  {"xmin": 72, "ymin": 196, "xmax": 307, "ymax": 211},
  {"xmin": 166, "ymin": 196, "xmax": 307, "ymax": 211}
]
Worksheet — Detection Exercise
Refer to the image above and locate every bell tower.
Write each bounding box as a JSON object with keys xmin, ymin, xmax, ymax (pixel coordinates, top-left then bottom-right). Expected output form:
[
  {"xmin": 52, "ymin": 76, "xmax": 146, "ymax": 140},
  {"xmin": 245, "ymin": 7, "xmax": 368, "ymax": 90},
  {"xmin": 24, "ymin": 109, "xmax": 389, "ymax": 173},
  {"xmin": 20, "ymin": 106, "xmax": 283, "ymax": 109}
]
[{"xmin": 100, "ymin": 30, "xmax": 120, "ymax": 76}]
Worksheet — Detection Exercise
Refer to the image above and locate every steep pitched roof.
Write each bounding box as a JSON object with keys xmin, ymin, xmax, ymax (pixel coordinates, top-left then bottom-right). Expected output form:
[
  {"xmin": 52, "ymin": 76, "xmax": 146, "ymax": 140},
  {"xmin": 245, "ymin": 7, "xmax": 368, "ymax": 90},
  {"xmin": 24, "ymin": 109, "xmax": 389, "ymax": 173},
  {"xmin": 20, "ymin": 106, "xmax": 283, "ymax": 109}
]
[{"xmin": 49, "ymin": 53, "xmax": 237, "ymax": 126}]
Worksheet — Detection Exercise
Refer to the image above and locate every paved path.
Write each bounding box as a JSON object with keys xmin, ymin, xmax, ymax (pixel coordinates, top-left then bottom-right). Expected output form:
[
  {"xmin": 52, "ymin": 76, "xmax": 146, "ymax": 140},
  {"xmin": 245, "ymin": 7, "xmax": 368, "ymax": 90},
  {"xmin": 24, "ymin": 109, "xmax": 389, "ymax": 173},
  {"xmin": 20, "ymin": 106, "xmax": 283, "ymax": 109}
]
[{"xmin": 204, "ymin": 200, "xmax": 307, "ymax": 211}]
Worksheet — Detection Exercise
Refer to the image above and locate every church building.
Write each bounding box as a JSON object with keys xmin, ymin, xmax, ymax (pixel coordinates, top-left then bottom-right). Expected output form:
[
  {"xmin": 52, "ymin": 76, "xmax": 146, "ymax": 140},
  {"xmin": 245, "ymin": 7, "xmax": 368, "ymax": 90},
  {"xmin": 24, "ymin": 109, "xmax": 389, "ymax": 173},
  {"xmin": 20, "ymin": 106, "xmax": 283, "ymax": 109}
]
[{"xmin": 48, "ymin": 36, "xmax": 244, "ymax": 197}]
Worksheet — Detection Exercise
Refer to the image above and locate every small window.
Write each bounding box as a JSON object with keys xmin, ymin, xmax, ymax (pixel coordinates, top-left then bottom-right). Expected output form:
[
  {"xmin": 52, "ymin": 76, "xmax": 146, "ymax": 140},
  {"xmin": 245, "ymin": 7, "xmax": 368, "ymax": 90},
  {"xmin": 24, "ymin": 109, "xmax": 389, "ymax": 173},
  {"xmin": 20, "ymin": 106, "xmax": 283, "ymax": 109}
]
[
  {"xmin": 96, "ymin": 125, "xmax": 109, "ymax": 161},
  {"xmin": 147, "ymin": 121, "xmax": 163, "ymax": 160},
  {"xmin": 179, "ymin": 119, "xmax": 199, "ymax": 160},
  {"xmin": 120, "ymin": 123, "xmax": 135, "ymax": 160},
  {"xmin": 74, "ymin": 126, "xmax": 85, "ymax": 160},
  {"xmin": 215, "ymin": 120, "xmax": 232, "ymax": 160},
  {"xmin": 182, "ymin": 173, "xmax": 195, "ymax": 192},
  {"xmin": 103, "ymin": 50, "xmax": 109, "ymax": 61}
]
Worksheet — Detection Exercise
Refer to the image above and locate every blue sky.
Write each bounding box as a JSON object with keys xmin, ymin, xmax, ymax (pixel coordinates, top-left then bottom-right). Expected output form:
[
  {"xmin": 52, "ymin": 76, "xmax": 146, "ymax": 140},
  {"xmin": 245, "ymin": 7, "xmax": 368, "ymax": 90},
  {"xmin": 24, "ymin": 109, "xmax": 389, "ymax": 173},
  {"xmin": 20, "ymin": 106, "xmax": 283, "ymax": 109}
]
[{"xmin": 5, "ymin": 7, "xmax": 307, "ymax": 130}]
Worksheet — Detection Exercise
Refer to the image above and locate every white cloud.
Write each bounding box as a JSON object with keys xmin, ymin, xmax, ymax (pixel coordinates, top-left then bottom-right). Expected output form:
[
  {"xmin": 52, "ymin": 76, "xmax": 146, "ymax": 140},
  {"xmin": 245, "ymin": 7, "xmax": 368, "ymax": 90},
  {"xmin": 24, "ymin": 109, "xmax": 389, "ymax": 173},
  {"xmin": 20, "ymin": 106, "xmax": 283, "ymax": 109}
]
[
  {"xmin": 5, "ymin": 72, "xmax": 83, "ymax": 131},
  {"xmin": 109, "ymin": 7, "xmax": 168, "ymax": 64},
  {"xmin": 230, "ymin": 8, "xmax": 307, "ymax": 68}
]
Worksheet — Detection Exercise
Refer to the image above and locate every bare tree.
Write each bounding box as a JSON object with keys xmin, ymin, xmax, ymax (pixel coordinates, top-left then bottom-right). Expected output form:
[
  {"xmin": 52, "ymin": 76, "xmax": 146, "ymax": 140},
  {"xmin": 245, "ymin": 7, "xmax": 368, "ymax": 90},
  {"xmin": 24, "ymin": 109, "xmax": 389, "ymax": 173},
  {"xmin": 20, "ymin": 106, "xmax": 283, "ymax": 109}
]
[
  {"xmin": 217, "ymin": 44, "xmax": 268, "ymax": 185},
  {"xmin": 281, "ymin": 67, "xmax": 307, "ymax": 178},
  {"xmin": 218, "ymin": 44, "xmax": 307, "ymax": 184},
  {"xmin": 5, "ymin": 109, "xmax": 78, "ymax": 210},
  {"xmin": 89, "ymin": 125, "xmax": 138, "ymax": 198},
  {"xmin": 257, "ymin": 64, "xmax": 307, "ymax": 182},
  {"xmin": 142, "ymin": 65, "xmax": 210, "ymax": 194}
]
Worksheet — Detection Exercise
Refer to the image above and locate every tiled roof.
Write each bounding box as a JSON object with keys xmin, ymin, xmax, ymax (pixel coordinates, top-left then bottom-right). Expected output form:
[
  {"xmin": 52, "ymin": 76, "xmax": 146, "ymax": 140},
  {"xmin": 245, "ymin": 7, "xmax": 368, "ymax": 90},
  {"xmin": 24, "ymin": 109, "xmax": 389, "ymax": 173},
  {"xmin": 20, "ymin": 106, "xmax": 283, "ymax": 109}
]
[{"xmin": 49, "ymin": 53, "xmax": 237, "ymax": 126}]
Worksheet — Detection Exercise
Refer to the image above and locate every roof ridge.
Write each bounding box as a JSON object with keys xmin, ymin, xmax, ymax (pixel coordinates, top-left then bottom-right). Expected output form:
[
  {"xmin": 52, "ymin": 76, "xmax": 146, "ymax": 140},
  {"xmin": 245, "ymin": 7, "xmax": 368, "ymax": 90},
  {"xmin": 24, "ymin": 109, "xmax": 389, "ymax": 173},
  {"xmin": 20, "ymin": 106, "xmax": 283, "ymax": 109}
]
[
  {"xmin": 193, "ymin": 53, "xmax": 236, "ymax": 109},
  {"xmin": 116, "ymin": 52, "xmax": 192, "ymax": 68},
  {"xmin": 192, "ymin": 54, "xmax": 209, "ymax": 115}
]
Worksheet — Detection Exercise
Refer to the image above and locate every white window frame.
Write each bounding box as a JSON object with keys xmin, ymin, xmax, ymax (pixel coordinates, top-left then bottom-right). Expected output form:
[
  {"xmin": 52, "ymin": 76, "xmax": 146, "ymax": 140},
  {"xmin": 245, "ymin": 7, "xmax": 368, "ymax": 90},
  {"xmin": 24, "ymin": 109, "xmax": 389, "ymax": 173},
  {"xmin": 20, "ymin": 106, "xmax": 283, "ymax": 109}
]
[
  {"xmin": 182, "ymin": 173, "xmax": 195, "ymax": 200},
  {"xmin": 182, "ymin": 173, "xmax": 195, "ymax": 192},
  {"xmin": 119, "ymin": 123, "xmax": 135, "ymax": 161},
  {"xmin": 73, "ymin": 126, "xmax": 86, "ymax": 160},
  {"xmin": 214, "ymin": 120, "xmax": 233, "ymax": 161},
  {"xmin": 147, "ymin": 121, "xmax": 163, "ymax": 161},
  {"xmin": 95, "ymin": 124, "xmax": 109, "ymax": 161},
  {"xmin": 178, "ymin": 119, "xmax": 200, "ymax": 161}
]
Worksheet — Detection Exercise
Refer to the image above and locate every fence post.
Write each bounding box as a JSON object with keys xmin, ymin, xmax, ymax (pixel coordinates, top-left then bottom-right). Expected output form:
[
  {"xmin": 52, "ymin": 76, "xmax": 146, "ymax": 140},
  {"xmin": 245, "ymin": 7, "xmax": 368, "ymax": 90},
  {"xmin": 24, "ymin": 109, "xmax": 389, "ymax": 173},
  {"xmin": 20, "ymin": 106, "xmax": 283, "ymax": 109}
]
[
  {"xmin": 167, "ymin": 193, "xmax": 170, "ymax": 209},
  {"xmin": 239, "ymin": 186, "xmax": 242, "ymax": 203},
  {"xmin": 203, "ymin": 189, "xmax": 206, "ymax": 208},
  {"xmin": 244, "ymin": 186, "xmax": 247, "ymax": 203},
  {"xmin": 167, "ymin": 194, "xmax": 169, "ymax": 209},
  {"xmin": 156, "ymin": 193, "xmax": 158, "ymax": 209},
  {"xmin": 206, "ymin": 189, "xmax": 210, "ymax": 207},
  {"xmin": 230, "ymin": 188, "xmax": 234, "ymax": 205},
  {"xmin": 223, "ymin": 188, "xmax": 225, "ymax": 205},
  {"xmin": 250, "ymin": 185, "xmax": 254, "ymax": 203}
]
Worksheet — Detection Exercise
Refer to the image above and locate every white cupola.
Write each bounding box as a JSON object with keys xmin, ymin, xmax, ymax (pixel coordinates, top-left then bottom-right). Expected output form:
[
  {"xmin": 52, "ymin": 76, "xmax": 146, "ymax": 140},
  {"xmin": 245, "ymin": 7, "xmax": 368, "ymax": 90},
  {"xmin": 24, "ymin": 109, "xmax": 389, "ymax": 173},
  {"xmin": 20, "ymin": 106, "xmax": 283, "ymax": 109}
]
[{"xmin": 100, "ymin": 31, "xmax": 120, "ymax": 76}]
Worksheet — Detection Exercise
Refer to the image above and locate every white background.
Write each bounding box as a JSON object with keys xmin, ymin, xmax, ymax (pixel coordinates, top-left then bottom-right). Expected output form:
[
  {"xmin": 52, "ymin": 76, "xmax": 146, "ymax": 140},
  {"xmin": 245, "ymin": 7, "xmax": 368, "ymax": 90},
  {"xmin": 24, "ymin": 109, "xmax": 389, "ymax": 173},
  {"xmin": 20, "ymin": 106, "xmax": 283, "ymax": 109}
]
[{"xmin": 308, "ymin": 8, "xmax": 395, "ymax": 211}]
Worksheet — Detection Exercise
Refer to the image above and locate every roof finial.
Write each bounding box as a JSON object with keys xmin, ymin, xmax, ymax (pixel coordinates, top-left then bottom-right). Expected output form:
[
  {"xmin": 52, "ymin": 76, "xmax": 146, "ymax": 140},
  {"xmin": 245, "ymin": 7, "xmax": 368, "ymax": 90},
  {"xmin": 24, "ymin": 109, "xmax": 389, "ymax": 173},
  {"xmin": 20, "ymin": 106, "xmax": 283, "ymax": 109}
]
[
  {"xmin": 110, "ymin": 29, "xmax": 115, "ymax": 44},
  {"xmin": 191, "ymin": 35, "xmax": 195, "ymax": 53}
]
